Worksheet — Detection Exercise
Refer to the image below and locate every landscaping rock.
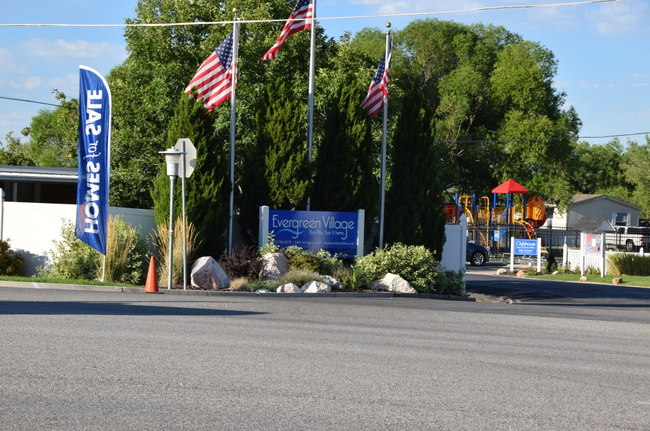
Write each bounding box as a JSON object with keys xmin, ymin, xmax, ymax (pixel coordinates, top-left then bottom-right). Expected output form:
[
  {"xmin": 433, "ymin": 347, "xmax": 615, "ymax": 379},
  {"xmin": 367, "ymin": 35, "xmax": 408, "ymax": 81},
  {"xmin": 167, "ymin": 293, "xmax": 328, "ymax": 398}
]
[
  {"xmin": 579, "ymin": 276, "xmax": 588, "ymax": 281},
  {"xmin": 277, "ymin": 283, "xmax": 301, "ymax": 293},
  {"xmin": 552, "ymin": 270, "xmax": 560, "ymax": 275},
  {"xmin": 612, "ymin": 277, "xmax": 622, "ymax": 285},
  {"xmin": 321, "ymin": 275, "xmax": 343, "ymax": 290},
  {"xmin": 375, "ymin": 273, "xmax": 417, "ymax": 294},
  {"xmin": 516, "ymin": 270, "xmax": 527, "ymax": 277},
  {"xmin": 496, "ymin": 268, "xmax": 508, "ymax": 275},
  {"xmin": 301, "ymin": 281, "xmax": 331, "ymax": 293},
  {"xmin": 191, "ymin": 256, "xmax": 230, "ymax": 290},
  {"xmin": 257, "ymin": 289, "xmax": 271, "ymax": 293},
  {"xmin": 261, "ymin": 253, "xmax": 289, "ymax": 281}
]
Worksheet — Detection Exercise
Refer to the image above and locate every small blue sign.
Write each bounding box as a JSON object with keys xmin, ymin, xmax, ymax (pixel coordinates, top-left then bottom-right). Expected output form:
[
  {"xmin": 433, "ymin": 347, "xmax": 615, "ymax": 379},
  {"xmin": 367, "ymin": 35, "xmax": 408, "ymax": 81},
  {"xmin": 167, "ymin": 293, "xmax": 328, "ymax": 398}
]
[
  {"xmin": 514, "ymin": 239, "xmax": 538, "ymax": 255},
  {"xmin": 270, "ymin": 210, "xmax": 358, "ymax": 256}
]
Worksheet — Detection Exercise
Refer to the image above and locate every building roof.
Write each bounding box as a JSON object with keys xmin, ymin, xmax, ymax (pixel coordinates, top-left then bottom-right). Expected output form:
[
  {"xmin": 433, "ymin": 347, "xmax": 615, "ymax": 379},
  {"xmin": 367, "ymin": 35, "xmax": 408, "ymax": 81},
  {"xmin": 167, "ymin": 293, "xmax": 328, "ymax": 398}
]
[
  {"xmin": 0, "ymin": 165, "xmax": 78, "ymax": 183},
  {"xmin": 571, "ymin": 194, "xmax": 641, "ymax": 211}
]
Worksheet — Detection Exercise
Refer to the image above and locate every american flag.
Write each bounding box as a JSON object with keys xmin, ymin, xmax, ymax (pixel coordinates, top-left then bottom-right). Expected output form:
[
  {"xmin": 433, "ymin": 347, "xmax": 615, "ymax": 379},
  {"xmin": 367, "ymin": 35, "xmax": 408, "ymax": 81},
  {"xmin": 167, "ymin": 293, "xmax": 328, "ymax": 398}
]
[
  {"xmin": 362, "ymin": 42, "xmax": 392, "ymax": 119},
  {"xmin": 185, "ymin": 32, "xmax": 236, "ymax": 112},
  {"xmin": 261, "ymin": 0, "xmax": 313, "ymax": 61}
]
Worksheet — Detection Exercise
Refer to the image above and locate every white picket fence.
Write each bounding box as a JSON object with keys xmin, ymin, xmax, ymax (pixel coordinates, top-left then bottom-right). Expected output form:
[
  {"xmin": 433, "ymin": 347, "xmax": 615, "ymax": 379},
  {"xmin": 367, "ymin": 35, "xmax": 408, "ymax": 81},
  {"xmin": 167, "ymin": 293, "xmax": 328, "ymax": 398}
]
[{"xmin": 564, "ymin": 246, "xmax": 645, "ymax": 273}]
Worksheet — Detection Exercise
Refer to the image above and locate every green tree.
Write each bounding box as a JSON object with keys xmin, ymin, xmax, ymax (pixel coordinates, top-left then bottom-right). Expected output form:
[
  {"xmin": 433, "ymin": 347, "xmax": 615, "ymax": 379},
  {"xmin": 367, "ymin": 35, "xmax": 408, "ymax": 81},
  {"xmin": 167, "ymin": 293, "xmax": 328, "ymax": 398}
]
[
  {"xmin": 0, "ymin": 132, "xmax": 35, "ymax": 166},
  {"xmin": 622, "ymin": 137, "xmax": 650, "ymax": 217},
  {"xmin": 21, "ymin": 90, "xmax": 78, "ymax": 168},
  {"xmin": 261, "ymin": 78, "xmax": 311, "ymax": 210},
  {"xmin": 312, "ymin": 72, "xmax": 376, "ymax": 216},
  {"xmin": 570, "ymin": 139, "xmax": 632, "ymax": 198},
  {"xmin": 151, "ymin": 90, "xmax": 229, "ymax": 258},
  {"xmin": 385, "ymin": 88, "xmax": 446, "ymax": 255}
]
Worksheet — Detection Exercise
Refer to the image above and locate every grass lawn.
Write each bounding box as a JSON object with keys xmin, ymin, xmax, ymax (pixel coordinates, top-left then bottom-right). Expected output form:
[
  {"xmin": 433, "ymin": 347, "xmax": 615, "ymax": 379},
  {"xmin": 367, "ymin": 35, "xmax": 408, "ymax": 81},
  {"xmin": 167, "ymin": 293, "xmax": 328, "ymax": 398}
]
[
  {"xmin": 0, "ymin": 275, "xmax": 141, "ymax": 288},
  {"xmin": 530, "ymin": 273, "xmax": 650, "ymax": 288}
]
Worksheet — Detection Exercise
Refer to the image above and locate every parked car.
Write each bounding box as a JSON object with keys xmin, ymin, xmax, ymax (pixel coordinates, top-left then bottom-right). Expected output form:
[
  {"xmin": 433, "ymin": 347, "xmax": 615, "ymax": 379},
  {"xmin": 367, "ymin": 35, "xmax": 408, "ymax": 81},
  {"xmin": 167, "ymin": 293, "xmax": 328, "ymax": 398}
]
[
  {"xmin": 467, "ymin": 242, "xmax": 490, "ymax": 266},
  {"xmin": 606, "ymin": 226, "xmax": 650, "ymax": 252}
]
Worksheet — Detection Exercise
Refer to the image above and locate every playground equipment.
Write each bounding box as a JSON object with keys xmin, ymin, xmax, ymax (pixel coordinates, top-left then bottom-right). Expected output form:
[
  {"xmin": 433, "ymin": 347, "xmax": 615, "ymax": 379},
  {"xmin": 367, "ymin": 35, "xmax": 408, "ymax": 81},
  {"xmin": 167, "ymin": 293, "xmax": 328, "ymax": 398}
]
[{"xmin": 445, "ymin": 179, "xmax": 548, "ymax": 253}]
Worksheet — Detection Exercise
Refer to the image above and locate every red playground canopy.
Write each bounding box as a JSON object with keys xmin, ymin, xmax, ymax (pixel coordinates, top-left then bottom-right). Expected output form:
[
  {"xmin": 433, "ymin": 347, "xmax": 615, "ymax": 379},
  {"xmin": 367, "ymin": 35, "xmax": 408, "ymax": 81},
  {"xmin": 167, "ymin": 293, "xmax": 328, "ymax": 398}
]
[{"xmin": 491, "ymin": 179, "xmax": 529, "ymax": 194}]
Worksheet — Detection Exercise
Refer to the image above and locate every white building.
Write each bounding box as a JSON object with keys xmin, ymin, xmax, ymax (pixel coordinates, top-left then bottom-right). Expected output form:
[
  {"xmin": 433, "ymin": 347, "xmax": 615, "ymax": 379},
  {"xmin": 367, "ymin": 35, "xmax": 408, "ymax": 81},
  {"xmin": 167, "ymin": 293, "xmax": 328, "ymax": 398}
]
[{"xmin": 548, "ymin": 194, "xmax": 641, "ymax": 229}]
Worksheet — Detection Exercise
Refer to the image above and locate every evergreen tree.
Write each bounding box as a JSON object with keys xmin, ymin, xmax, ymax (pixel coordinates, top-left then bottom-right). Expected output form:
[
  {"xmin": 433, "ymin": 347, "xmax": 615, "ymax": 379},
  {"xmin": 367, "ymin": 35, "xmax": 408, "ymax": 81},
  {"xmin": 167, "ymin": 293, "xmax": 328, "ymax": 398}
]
[
  {"xmin": 261, "ymin": 78, "xmax": 311, "ymax": 210},
  {"xmin": 236, "ymin": 78, "xmax": 311, "ymax": 243},
  {"xmin": 311, "ymin": 73, "xmax": 377, "ymax": 218},
  {"xmin": 151, "ymin": 91, "xmax": 229, "ymax": 258},
  {"xmin": 385, "ymin": 89, "xmax": 446, "ymax": 256}
]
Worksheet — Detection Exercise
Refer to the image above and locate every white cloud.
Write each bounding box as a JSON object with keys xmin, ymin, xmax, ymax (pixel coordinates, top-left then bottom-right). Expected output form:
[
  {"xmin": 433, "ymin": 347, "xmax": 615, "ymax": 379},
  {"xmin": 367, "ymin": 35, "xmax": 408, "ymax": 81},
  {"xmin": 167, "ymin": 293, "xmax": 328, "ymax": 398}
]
[
  {"xmin": 23, "ymin": 76, "xmax": 42, "ymax": 90},
  {"xmin": 633, "ymin": 83, "xmax": 649, "ymax": 87},
  {"xmin": 0, "ymin": 48, "xmax": 29, "ymax": 78},
  {"xmin": 586, "ymin": 0, "xmax": 650, "ymax": 36},
  {"xmin": 19, "ymin": 39, "xmax": 127, "ymax": 61}
]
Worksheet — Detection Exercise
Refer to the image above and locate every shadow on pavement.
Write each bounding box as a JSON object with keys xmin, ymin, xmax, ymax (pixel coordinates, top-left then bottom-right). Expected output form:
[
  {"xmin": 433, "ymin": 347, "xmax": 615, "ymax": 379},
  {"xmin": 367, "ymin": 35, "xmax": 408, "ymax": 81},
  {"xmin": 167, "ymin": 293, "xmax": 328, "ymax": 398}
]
[{"xmin": 0, "ymin": 301, "xmax": 267, "ymax": 316}]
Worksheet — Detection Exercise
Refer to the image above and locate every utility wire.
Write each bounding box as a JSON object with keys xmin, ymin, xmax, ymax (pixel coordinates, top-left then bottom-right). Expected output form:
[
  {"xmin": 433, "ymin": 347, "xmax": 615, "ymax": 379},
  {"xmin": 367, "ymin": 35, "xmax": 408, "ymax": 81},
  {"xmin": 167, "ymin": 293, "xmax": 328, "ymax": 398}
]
[
  {"xmin": 0, "ymin": 96, "xmax": 71, "ymax": 109},
  {"xmin": 0, "ymin": 0, "xmax": 626, "ymax": 27}
]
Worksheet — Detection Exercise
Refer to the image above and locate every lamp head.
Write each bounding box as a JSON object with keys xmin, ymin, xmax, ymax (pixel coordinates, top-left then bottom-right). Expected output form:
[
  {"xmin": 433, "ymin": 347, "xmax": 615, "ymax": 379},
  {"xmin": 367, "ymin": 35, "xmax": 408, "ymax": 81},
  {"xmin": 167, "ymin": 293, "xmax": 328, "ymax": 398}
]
[{"xmin": 159, "ymin": 148, "xmax": 186, "ymax": 178}]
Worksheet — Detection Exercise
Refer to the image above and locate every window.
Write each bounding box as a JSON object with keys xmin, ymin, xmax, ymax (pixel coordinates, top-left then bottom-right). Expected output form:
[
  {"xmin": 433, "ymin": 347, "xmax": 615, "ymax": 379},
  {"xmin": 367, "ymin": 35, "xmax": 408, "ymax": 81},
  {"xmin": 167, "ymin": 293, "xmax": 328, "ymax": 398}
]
[{"xmin": 614, "ymin": 212, "xmax": 629, "ymax": 226}]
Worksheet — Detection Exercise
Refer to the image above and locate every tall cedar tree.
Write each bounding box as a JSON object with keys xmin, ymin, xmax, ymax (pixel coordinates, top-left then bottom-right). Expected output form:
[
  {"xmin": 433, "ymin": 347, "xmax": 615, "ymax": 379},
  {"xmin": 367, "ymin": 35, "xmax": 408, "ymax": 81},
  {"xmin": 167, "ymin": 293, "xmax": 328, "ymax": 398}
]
[
  {"xmin": 311, "ymin": 73, "xmax": 377, "ymax": 220},
  {"xmin": 261, "ymin": 78, "xmax": 311, "ymax": 210},
  {"xmin": 237, "ymin": 78, "xmax": 311, "ymax": 242},
  {"xmin": 151, "ymin": 91, "xmax": 229, "ymax": 258},
  {"xmin": 385, "ymin": 89, "xmax": 447, "ymax": 256}
]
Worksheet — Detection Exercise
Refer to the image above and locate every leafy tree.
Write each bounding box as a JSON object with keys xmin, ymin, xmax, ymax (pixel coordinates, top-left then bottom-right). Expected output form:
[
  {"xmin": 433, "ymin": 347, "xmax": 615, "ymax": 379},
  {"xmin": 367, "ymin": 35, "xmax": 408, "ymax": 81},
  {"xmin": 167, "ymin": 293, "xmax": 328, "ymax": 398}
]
[
  {"xmin": 385, "ymin": 88, "xmax": 446, "ymax": 255},
  {"xmin": 151, "ymin": 90, "xmax": 229, "ymax": 258},
  {"xmin": 107, "ymin": 0, "xmax": 336, "ymax": 209},
  {"xmin": 622, "ymin": 137, "xmax": 650, "ymax": 217},
  {"xmin": 0, "ymin": 132, "xmax": 35, "ymax": 166},
  {"xmin": 21, "ymin": 90, "xmax": 77, "ymax": 168}
]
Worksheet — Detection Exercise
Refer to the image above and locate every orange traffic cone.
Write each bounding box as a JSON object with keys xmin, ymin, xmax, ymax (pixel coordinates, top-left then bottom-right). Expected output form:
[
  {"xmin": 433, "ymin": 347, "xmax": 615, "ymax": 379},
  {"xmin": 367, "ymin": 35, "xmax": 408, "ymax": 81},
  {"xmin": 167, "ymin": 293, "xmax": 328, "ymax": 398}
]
[{"xmin": 144, "ymin": 256, "xmax": 159, "ymax": 293}]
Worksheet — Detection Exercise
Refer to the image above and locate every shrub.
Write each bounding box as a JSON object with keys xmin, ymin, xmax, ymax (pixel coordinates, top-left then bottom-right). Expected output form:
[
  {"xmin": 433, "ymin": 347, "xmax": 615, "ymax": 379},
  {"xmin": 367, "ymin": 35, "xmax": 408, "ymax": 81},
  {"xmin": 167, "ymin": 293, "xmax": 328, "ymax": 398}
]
[
  {"xmin": 153, "ymin": 216, "xmax": 201, "ymax": 287},
  {"xmin": 282, "ymin": 246, "xmax": 343, "ymax": 276},
  {"xmin": 0, "ymin": 239, "xmax": 24, "ymax": 276},
  {"xmin": 545, "ymin": 250, "xmax": 557, "ymax": 273},
  {"xmin": 43, "ymin": 217, "xmax": 149, "ymax": 284},
  {"xmin": 607, "ymin": 253, "xmax": 650, "ymax": 276},
  {"xmin": 229, "ymin": 277, "xmax": 252, "ymax": 292},
  {"xmin": 275, "ymin": 269, "xmax": 322, "ymax": 288},
  {"xmin": 435, "ymin": 269, "xmax": 466, "ymax": 296},
  {"xmin": 219, "ymin": 246, "xmax": 264, "ymax": 280},
  {"xmin": 332, "ymin": 266, "xmax": 371, "ymax": 290},
  {"xmin": 356, "ymin": 243, "xmax": 440, "ymax": 293},
  {"xmin": 43, "ymin": 219, "xmax": 99, "ymax": 280},
  {"xmin": 101, "ymin": 216, "xmax": 150, "ymax": 285}
]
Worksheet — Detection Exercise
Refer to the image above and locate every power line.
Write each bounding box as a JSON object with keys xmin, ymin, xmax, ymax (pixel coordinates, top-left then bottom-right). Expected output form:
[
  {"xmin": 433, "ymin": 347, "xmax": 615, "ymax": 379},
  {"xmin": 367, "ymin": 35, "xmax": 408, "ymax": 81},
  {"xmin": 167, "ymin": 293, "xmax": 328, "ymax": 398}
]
[
  {"xmin": 0, "ymin": 0, "xmax": 626, "ymax": 28},
  {"xmin": 0, "ymin": 96, "xmax": 69, "ymax": 109}
]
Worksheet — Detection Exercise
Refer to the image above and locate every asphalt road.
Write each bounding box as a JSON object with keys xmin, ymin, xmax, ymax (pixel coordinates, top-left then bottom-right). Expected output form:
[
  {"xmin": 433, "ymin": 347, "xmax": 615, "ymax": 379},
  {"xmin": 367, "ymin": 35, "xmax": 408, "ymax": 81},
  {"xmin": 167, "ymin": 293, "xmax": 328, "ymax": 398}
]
[{"xmin": 1, "ymin": 284, "xmax": 649, "ymax": 430}]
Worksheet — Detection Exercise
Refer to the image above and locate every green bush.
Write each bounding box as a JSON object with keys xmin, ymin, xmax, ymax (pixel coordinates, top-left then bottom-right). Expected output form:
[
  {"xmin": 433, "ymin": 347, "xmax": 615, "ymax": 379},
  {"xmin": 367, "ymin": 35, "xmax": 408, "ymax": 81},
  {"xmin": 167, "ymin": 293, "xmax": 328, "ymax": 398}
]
[
  {"xmin": 275, "ymin": 269, "xmax": 323, "ymax": 288},
  {"xmin": 0, "ymin": 239, "xmax": 24, "ymax": 276},
  {"xmin": 282, "ymin": 246, "xmax": 343, "ymax": 276},
  {"xmin": 356, "ymin": 243, "xmax": 440, "ymax": 293},
  {"xmin": 43, "ymin": 217, "xmax": 150, "ymax": 284},
  {"xmin": 607, "ymin": 253, "xmax": 650, "ymax": 276},
  {"xmin": 332, "ymin": 265, "xmax": 371, "ymax": 290},
  {"xmin": 435, "ymin": 269, "xmax": 466, "ymax": 296}
]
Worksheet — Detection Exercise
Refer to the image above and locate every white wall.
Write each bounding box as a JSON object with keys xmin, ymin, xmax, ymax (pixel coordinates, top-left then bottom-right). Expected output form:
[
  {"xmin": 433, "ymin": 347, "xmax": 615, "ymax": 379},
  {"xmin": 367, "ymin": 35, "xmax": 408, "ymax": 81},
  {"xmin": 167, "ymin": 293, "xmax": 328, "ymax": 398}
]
[
  {"xmin": 440, "ymin": 216, "xmax": 467, "ymax": 278},
  {"xmin": 1, "ymin": 202, "xmax": 155, "ymax": 276}
]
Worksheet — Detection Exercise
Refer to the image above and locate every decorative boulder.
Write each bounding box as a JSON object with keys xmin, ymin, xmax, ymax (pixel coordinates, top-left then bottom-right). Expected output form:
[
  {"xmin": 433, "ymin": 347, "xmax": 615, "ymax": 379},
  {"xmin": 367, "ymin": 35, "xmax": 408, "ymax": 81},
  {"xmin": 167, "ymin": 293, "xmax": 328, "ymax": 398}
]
[
  {"xmin": 191, "ymin": 256, "xmax": 230, "ymax": 290},
  {"xmin": 261, "ymin": 253, "xmax": 289, "ymax": 281},
  {"xmin": 375, "ymin": 273, "xmax": 417, "ymax": 294},
  {"xmin": 552, "ymin": 270, "xmax": 560, "ymax": 275},
  {"xmin": 579, "ymin": 276, "xmax": 588, "ymax": 281},
  {"xmin": 496, "ymin": 269, "xmax": 508, "ymax": 276},
  {"xmin": 277, "ymin": 283, "xmax": 301, "ymax": 293},
  {"xmin": 301, "ymin": 281, "xmax": 331, "ymax": 293},
  {"xmin": 613, "ymin": 277, "xmax": 622, "ymax": 285},
  {"xmin": 516, "ymin": 270, "xmax": 527, "ymax": 278},
  {"xmin": 321, "ymin": 275, "xmax": 343, "ymax": 290}
]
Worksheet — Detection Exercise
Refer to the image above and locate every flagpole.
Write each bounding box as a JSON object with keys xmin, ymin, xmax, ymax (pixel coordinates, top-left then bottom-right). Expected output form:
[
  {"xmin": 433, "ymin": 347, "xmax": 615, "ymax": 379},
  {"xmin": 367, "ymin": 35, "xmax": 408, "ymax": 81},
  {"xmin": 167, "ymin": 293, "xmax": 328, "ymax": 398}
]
[
  {"xmin": 306, "ymin": 0, "xmax": 316, "ymax": 211},
  {"xmin": 228, "ymin": 9, "xmax": 240, "ymax": 257},
  {"xmin": 379, "ymin": 22, "xmax": 391, "ymax": 250}
]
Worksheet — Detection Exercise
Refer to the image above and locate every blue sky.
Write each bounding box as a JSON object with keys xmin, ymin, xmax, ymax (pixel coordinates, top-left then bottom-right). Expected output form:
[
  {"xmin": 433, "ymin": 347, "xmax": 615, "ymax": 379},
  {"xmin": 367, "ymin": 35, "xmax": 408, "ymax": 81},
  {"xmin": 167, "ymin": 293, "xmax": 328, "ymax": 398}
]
[{"xmin": 1, "ymin": 0, "xmax": 649, "ymax": 146}]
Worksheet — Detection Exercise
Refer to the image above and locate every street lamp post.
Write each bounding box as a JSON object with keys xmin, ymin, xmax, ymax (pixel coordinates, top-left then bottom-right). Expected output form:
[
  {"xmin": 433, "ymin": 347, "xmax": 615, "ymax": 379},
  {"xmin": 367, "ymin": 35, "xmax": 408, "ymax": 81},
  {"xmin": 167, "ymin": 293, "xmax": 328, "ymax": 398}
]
[{"xmin": 160, "ymin": 148, "xmax": 186, "ymax": 290}]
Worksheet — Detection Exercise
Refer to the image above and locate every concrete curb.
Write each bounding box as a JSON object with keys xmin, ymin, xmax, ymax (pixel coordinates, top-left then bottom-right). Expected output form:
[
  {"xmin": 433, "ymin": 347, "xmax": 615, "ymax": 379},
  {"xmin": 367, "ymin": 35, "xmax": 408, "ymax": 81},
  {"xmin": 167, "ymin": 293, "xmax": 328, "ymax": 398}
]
[{"xmin": 0, "ymin": 280, "xmax": 475, "ymax": 301}]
